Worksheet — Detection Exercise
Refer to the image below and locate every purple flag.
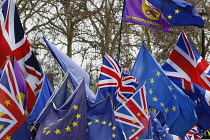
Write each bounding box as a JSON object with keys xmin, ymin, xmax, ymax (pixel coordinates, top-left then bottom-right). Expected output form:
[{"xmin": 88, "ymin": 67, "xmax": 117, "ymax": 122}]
[
  {"xmin": 122, "ymin": 0, "xmax": 172, "ymax": 32},
  {"xmin": 13, "ymin": 58, "xmax": 28, "ymax": 110}
]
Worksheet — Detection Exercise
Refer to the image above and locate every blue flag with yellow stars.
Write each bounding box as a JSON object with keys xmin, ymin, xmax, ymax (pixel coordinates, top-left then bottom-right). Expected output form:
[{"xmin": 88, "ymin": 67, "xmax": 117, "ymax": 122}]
[
  {"xmin": 87, "ymin": 96, "xmax": 126, "ymax": 140},
  {"xmin": 35, "ymin": 79, "xmax": 87, "ymax": 140},
  {"xmin": 146, "ymin": 0, "xmax": 204, "ymax": 27},
  {"xmin": 149, "ymin": 110, "xmax": 173, "ymax": 140},
  {"xmin": 130, "ymin": 43, "xmax": 197, "ymax": 137}
]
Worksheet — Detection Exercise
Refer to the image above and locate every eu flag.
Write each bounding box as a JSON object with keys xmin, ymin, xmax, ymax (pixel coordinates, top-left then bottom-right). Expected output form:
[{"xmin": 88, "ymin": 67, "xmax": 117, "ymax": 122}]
[
  {"xmin": 35, "ymin": 71, "xmax": 77, "ymax": 124},
  {"xmin": 130, "ymin": 43, "xmax": 197, "ymax": 137},
  {"xmin": 87, "ymin": 96, "xmax": 126, "ymax": 140},
  {"xmin": 147, "ymin": 0, "xmax": 204, "ymax": 27},
  {"xmin": 35, "ymin": 79, "xmax": 87, "ymax": 140},
  {"xmin": 149, "ymin": 110, "xmax": 173, "ymax": 140}
]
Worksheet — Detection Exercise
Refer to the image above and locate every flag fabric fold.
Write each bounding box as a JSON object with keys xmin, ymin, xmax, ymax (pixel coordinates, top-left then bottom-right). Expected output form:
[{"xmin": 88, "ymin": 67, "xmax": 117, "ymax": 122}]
[
  {"xmin": 130, "ymin": 43, "xmax": 197, "ymax": 137},
  {"xmin": 35, "ymin": 79, "xmax": 87, "ymax": 140}
]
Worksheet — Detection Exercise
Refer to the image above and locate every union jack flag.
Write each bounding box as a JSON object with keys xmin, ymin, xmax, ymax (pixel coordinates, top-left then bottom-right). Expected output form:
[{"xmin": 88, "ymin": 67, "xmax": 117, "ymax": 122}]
[
  {"xmin": 178, "ymin": 126, "xmax": 202, "ymax": 140},
  {"xmin": 97, "ymin": 53, "xmax": 138, "ymax": 104},
  {"xmin": 0, "ymin": 59, "xmax": 31, "ymax": 139},
  {"xmin": 114, "ymin": 85, "xmax": 150, "ymax": 140},
  {"xmin": 162, "ymin": 31, "xmax": 210, "ymax": 103},
  {"xmin": 0, "ymin": 0, "xmax": 42, "ymax": 91}
]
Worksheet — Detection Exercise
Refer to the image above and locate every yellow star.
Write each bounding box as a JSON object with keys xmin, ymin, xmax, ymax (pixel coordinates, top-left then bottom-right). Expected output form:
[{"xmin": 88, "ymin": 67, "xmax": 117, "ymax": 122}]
[
  {"xmin": 156, "ymin": 71, "xmax": 161, "ymax": 77},
  {"xmin": 49, "ymin": 123, "xmax": 54, "ymax": 126},
  {"xmin": 165, "ymin": 108, "xmax": 169, "ymax": 114},
  {"xmin": 149, "ymin": 89, "xmax": 154, "ymax": 95},
  {"xmin": 174, "ymin": 95, "xmax": 177, "ymax": 99},
  {"xmin": 67, "ymin": 81, "xmax": 74, "ymax": 93},
  {"xmin": 95, "ymin": 119, "xmax": 99, "ymax": 123},
  {"xmin": 42, "ymin": 130, "xmax": 46, "ymax": 134},
  {"xmin": 168, "ymin": 85, "xmax": 173, "ymax": 91},
  {"xmin": 88, "ymin": 122, "xmax": 93, "ymax": 125},
  {"xmin": 135, "ymin": 136, "xmax": 139, "ymax": 140},
  {"xmin": 131, "ymin": 128, "xmax": 136, "ymax": 132},
  {"xmin": 15, "ymin": 95, "xmax": 20, "ymax": 101},
  {"xmin": 65, "ymin": 126, "xmax": 71, "ymax": 132},
  {"xmin": 67, "ymin": 81, "xmax": 72, "ymax": 88},
  {"xmin": 0, "ymin": 112, "xmax": 4, "ymax": 118},
  {"xmin": 136, "ymin": 112, "xmax": 141, "ymax": 117},
  {"xmin": 172, "ymin": 106, "xmax": 176, "ymax": 112},
  {"xmin": 4, "ymin": 100, "xmax": 11, "ymax": 106},
  {"xmin": 58, "ymin": 118, "xmax": 63, "ymax": 121},
  {"xmin": 24, "ymin": 110, "xmax": 28, "ymax": 115},
  {"xmin": 73, "ymin": 105, "xmax": 79, "ymax": 110},
  {"xmin": 160, "ymin": 102, "xmax": 164, "ymax": 107},
  {"xmin": 4, "ymin": 135, "xmax": 11, "ymax": 140},
  {"xmin": 150, "ymin": 78, "xmax": 155, "ymax": 84},
  {"xmin": 167, "ymin": 15, "xmax": 172, "ymax": 19},
  {"xmin": 153, "ymin": 119, "xmax": 157, "ymax": 121},
  {"xmin": 45, "ymin": 130, "xmax": 51, "ymax": 135},
  {"xmin": 108, "ymin": 122, "xmax": 112, "ymax": 126},
  {"xmin": 0, "ymin": 124, "xmax": 4, "ymax": 131},
  {"xmin": 54, "ymin": 129, "xmax": 61, "ymax": 135},
  {"xmin": 102, "ymin": 121, "xmax": 106, "ymax": 124},
  {"xmin": 112, "ymin": 126, "xmax": 116, "ymax": 130},
  {"xmin": 144, "ymin": 109, "xmax": 149, "ymax": 114},
  {"xmin": 152, "ymin": 97, "xmax": 159, "ymax": 102},
  {"xmin": 112, "ymin": 133, "xmax": 117, "ymax": 138},
  {"xmin": 132, "ymin": 120, "xmax": 136, "ymax": 124},
  {"xmin": 174, "ymin": 9, "xmax": 180, "ymax": 14},
  {"xmin": 72, "ymin": 121, "xmax": 78, "ymax": 127},
  {"xmin": 43, "ymin": 127, "xmax": 49, "ymax": 130},
  {"xmin": 163, "ymin": 134, "xmax": 166, "ymax": 137},
  {"xmin": 75, "ymin": 114, "xmax": 81, "ymax": 119}
]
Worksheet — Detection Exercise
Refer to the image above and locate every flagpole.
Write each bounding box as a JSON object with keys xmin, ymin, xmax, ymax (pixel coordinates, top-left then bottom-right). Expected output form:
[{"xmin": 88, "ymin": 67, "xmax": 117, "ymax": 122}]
[
  {"xmin": 117, "ymin": 20, "xmax": 123, "ymax": 62},
  {"xmin": 117, "ymin": 0, "xmax": 126, "ymax": 62}
]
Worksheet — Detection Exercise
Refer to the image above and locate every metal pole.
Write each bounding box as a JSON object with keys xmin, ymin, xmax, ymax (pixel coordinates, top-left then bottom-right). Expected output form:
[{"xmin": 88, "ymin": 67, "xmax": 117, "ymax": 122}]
[
  {"xmin": 201, "ymin": 27, "xmax": 205, "ymax": 59},
  {"xmin": 117, "ymin": 20, "xmax": 123, "ymax": 62}
]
